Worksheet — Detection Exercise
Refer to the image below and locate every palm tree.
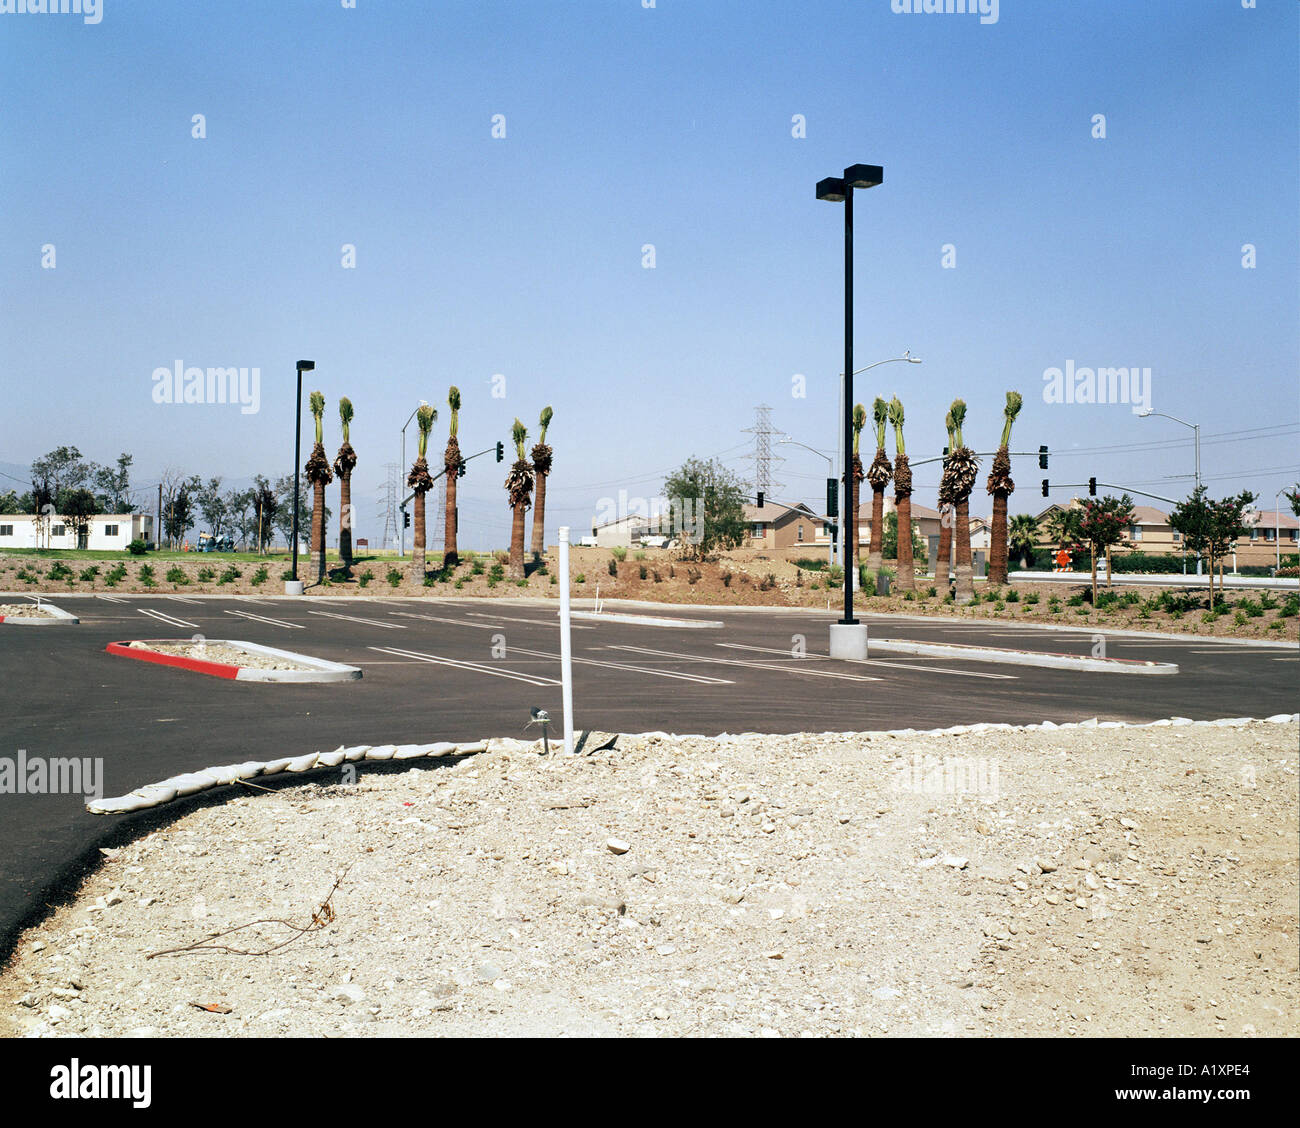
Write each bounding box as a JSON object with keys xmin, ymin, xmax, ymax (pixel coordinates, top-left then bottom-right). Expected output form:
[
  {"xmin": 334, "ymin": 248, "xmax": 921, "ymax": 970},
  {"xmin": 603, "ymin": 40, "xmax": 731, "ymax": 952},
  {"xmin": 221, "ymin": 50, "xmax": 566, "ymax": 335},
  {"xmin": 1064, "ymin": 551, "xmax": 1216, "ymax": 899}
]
[
  {"xmin": 888, "ymin": 397, "xmax": 915, "ymax": 592},
  {"xmin": 865, "ymin": 397, "xmax": 892, "ymax": 574},
  {"xmin": 305, "ymin": 391, "xmax": 334, "ymax": 583},
  {"xmin": 947, "ymin": 399, "xmax": 981, "ymax": 604},
  {"xmin": 505, "ymin": 418, "xmax": 534, "ymax": 579},
  {"xmin": 1008, "ymin": 513, "xmax": 1041, "ymax": 570},
  {"xmin": 333, "ymin": 397, "xmax": 357, "ymax": 573},
  {"xmin": 985, "ymin": 391, "xmax": 1022, "ymax": 584},
  {"xmin": 850, "ymin": 403, "xmax": 866, "ymax": 565},
  {"xmin": 530, "ymin": 405, "xmax": 554, "ymax": 561},
  {"xmin": 407, "ymin": 403, "xmax": 436, "ymax": 582},
  {"xmin": 443, "ymin": 386, "xmax": 464, "ymax": 569},
  {"xmin": 936, "ymin": 410, "xmax": 956, "ymax": 589}
]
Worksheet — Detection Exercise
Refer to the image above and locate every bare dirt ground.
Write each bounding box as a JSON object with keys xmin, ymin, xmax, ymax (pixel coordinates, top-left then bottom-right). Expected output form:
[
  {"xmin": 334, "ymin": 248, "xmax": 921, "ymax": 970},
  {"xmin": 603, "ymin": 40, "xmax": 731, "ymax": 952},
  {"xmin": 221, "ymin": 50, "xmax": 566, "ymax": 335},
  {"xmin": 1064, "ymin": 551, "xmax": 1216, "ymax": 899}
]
[
  {"xmin": 2, "ymin": 550, "xmax": 1296, "ymax": 641},
  {"xmin": 2, "ymin": 717, "xmax": 1295, "ymax": 1038}
]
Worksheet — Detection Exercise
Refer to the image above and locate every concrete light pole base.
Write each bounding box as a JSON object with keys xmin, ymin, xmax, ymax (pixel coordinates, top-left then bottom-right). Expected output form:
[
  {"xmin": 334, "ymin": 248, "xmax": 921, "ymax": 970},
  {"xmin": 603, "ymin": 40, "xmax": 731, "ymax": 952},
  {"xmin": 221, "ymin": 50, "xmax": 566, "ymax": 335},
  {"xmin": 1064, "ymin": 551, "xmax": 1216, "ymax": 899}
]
[
  {"xmin": 284, "ymin": 580, "xmax": 304, "ymax": 596},
  {"xmin": 829, "ymin": 622, "xmax": 868, "ymax": 660}
]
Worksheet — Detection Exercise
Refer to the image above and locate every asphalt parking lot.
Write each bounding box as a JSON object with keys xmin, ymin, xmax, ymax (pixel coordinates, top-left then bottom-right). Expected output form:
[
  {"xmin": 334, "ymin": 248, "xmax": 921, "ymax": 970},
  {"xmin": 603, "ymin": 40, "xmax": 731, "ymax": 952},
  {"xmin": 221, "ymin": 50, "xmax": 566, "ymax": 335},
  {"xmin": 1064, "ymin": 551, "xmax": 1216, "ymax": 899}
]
[{"xmin": 1, "ymin": 592, "xmax": 1296, "ymax": 961}]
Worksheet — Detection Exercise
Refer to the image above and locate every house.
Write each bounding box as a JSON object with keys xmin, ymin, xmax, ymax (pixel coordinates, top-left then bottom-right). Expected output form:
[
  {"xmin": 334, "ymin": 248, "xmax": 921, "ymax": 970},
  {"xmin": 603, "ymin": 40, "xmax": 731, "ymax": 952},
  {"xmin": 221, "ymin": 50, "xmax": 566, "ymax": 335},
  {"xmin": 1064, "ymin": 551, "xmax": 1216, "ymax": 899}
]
[
  {"xmin": 742, "ymin": 502, "xmax": 827, "ymax": 550},
  {"xmin": 1241, "ymin": 509, "xmax": 1300, "ymax": 564},
  {"xmin": 855, "ymin": 499, "xmax": 987, "ymax": 549},
  {"xmin": 590, "ymin": 513, "xmax": 651, "ymax": 549},
  {"xmin": 0, "ymin": 512, "xmax": 154, "ymax": 551}
]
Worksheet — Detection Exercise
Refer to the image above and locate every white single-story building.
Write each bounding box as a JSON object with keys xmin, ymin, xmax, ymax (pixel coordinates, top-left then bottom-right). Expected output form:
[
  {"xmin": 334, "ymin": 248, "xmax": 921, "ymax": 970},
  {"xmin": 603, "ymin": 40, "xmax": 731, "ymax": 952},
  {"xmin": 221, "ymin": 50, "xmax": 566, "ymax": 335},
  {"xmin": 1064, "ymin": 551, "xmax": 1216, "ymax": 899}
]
[
  {"xmin": 0, "ymin": 513, "xmax": 154, "ymax": 551},
  {"xmin": 591, "ymin": 513, "xmax": 652, "ymax": 549}
]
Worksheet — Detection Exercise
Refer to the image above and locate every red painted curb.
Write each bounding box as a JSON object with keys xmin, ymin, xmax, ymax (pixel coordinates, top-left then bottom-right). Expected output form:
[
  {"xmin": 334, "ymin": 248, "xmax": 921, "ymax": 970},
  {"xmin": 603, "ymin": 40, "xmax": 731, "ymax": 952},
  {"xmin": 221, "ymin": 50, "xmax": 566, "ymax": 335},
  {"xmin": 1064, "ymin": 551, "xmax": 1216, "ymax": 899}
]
[{"xmin": 105, "ymin": 641, "xmax": 241, "ymax": 680}]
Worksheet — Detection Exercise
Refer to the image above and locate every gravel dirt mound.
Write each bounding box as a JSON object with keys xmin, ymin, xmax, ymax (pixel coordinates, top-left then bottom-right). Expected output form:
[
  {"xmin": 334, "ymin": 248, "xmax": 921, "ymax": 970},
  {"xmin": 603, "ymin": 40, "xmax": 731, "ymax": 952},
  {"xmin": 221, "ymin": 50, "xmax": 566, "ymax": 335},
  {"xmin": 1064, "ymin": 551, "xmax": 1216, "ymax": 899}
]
[{"xmin": 1, "ymin": 720, "xmax": 1295, "ymax": 1038}]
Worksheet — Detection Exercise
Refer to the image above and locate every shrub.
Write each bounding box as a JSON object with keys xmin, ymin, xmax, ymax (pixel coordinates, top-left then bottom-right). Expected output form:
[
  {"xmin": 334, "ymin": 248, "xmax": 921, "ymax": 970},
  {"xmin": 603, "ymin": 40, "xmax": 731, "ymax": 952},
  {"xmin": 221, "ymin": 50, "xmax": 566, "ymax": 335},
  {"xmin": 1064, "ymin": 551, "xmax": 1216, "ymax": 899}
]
[
  {"xmin": 1278, "ymin": 593, "xmax": 1298, "ymax": 619},
  {"xmin": 994, "ymin": 599, "xmax": 1005, "ymax": 611},
  {"xmin": 549, "ymin": 575, "xmax": 556, "ymax": 586},
  {"xmin": 1236, "ymin": 597, "xmax": 1264, "ymax": 619},
  {"xmin": 79, "ymin": 565, "xmax": 100, "ymax": 582},
  {"xmin": 1067, "ymin": 594, "xmax": 1084, "ymax": 607},
  {"xmin": 127, "ymin": 539, "xmax": 149, "ymax": 555},
  {"xmin": 104, "ymin": 563, "xmax": 127, "ymax": 587},
  {"xmin": 652, "ymin": 570, "xmax": 662, "ymax": 583},
  {"xmin": 759, "ymin": 573, "xmax": 776, "ymax": 591},
  {"xmin": 793, "ymin": 557, "xmax": 828, "ymax": 572},
  {"xmin": 47, "ymin": 561, "xmax": 73, "ymax": 581},
  {"xmin": 607, "ymin": 559, "xmax": 618, "ymax": 577},
  {"xmin": 575, "ymin": 573, "xmax": 586, "ymax": 584},
  {"xmin": 357, "ymin": 569, "xmax": 372, "ymax": 588},
  {"xmin": 634, "ymin": 551, "xmax": 646, "ymax": 561},
  {"xmin": 166, "ymin": 566, "xmax": 188, "ymax": 584},
  {"xmin": 387, "ymin": 567, "xmax": 403, "ymax": 587},
  {"xmin": 218, "ymin": 565, "xmax": 241, "ymax": 585},
  {"xmin": 489, "ymin": 563, "xmax": 505, "ymax": 581},
  {"xmin": 251, "ymin": 565, "xmax": 268, "ymax": 586},
  {"xmin": 1006, "ymin": 589, "xmax": 1019, "ymax": 603},
  {"xmin": 138, "ymin": 563, "xmax": 156, "ymax": 587},
  {"xmin": 1258, "ymin": 591, "xmax": 1278, "ymax": 611},
  {"xmin": 197, "ymin": 567, "xmax": 215, "ymax": 582},
  {"xmin": 17, "ymin": 567, "xmax": 37, "ymax": 585},
  {"xmin": 926, "ymin": 585, "xmax": 937, "ymax": 598},
  {"xmin": 1269, "ymin": 619, "xmax": 1283, "ymax": 630},
  {"xmin": 720, "ymin": 571, "xmax": 731, "ymax": 587},
  {"xmin": 1026, "ymin": 592, "xmax": 1040, "ymax": 605},
  {"xmin": 687, "ymin": 567, "xmax": 701, "ymax": 585},
  {"xmin": 827, "ymin": 565, "xmax": 844, "ymax": 587},
  {"xmin": 904, "ymin": 590, "xmax": 916, "ymax": 602},
  {"xmin": 1048, "ymin": 596, "xmax": 1062, "ymax": 612},
  {"xmin": 611, "ymin": 546, "xmax": 628, "ymax": 562},
  {"xmin": 640, "ymin": 564, "xmax": 649, "ymax": 580},
  {"xmin": 1234, "ymin": 610, "xmax": 1248, "ymax": 627},
  {"xmin": 455, "ymin": 579, "xmax": 464, "ymax": 589}
]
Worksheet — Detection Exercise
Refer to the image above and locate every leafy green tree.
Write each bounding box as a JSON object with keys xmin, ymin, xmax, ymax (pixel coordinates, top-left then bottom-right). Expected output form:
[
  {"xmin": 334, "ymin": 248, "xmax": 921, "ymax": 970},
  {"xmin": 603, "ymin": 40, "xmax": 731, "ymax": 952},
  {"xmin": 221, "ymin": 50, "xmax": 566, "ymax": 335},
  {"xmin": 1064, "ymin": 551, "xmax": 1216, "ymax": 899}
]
[
  {"xmin": 1077, "ymin": 494, "xmax": 1136, "ymax": 602},
  {"xmin": 31, "ymin": 446, "xmax": 89, "ymax": 500},
  {"xmin": 61, "ymin": 488, "xmax": 99, "ymax": 547},
  {"xmin": 1008, "ymin": 513, "xmax": 1041, "ymax": 569},
  {"xmin": 662, "ymin": 457, "xmax": 747, "ymax": 562},
  {"xmin": 0, "ymin": 489, "xmax": 20, "ymax": 514},
  {"xmin": 1171, "ymin": 486, "xmax": 1256, "ymax": 608},
  {"xmin": 881, "ymin": 510, "xmax": 926, "ymax": 563},
  {"xmin": 91, "ymin": 453, "xmax": 133, "ymax": 512},
  {"xmin": 196, "ymin": 477, "xmax": 229, "ymax": 538}
]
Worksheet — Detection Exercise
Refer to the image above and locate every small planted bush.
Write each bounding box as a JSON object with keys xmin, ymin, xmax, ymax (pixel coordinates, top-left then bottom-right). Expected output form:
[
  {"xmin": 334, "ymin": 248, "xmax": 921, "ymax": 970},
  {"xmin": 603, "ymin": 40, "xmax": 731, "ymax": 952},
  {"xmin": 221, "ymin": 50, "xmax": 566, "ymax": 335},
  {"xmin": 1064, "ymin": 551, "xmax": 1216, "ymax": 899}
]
[
  {"xmin": 166, "ymin": 566, "xmax": 188, "ymax": 585},
  {"xmin": 79, "ymin": 565, "xmax": 100, "ymax": 582},
  {"xmin": 639, "ymin": 564, "xmax": 649, "ymax": 580},
  {"xmin": 127, "ymin": 539, "xmax": 149, "ymax": 556},
  {"xmin": 198, "ymin": 567, "xmax": 216, "ymax": 583},
  {"xmin": 575, "ymin": 573, "xmax": 586, "ymax": 584},
  {"xmin": 218, "ymin": 565, "xmax": 241, "ymax": 585},
  {"xmin": 387, "ymin": 567, "xmax": 403, "ymax": 587},
  {"xmin": 105, "ymin": 563, "xmax": 127, "ymax": 587},
  {"xmin": 138, "ymin": 563, "xmax": 156, "ymax": 587},
  {"xmin": 251, "ymin": 565, "xmax": 268, "ymax": 586},
  {"xmin": 611, "ymin": 546, "xmax": 628, "ymax": 562},
  {"xmin": 47, "ymin": 561, "xmax": 73, "ymax": 581},
  {"xmin": 607, "ymin": 559, "xmax": 618, "ymax": 577},
  {"xmin": 1025, "ymin": 592, "xmax": 1040, "ymax": 605},
  {"xmin": 357, "ymin": 569, "xmax": 373, "ymax": 588},
  {"xmin": 1006, "ymin": 589, "xmax": 1019, "ymax": 603}
]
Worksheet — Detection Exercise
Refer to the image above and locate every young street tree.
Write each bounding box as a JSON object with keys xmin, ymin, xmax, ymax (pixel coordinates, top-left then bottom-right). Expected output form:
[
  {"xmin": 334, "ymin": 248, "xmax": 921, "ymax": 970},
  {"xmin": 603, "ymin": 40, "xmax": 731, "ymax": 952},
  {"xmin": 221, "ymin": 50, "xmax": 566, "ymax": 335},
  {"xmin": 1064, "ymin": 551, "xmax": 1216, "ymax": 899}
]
[
  {"xmin": 1078, "ymin": 494, "xmax": 1137, "ymax": 603},
  {"xmin": 334, "ymin": 397, "xmax": 357, "ymax": 571},
  {"xmin": 1169, "ymin": 486, "xmax": 1256, "ymax": 608},
  {"xmin": 663, "ymin": 457, "xmax": 747, "ymax": 563},
  {"xmin": 306, "ymin": 392, "xmax": 334, "ymax": 583},
  {"xmin": 888, "ymin": 397, "xmax": 915, "ymax": 592},
  {"xmin": 442, "ymin": 386, "xmax": 464, "ymax": 569},
  {"xmin": 408, "ymin": 403, "xmax": 437, "ymax": 582},
  {"xmin": 62, "ymin": 488, "xmax": 98, "ymax": 548},
  {"xmin": 865, "ymin": 397, "xmax": 892, "ymax": 574},
  {"xmin": 505, "ymin": 418, "xmax": 534, "ymax": 579},
  {"xmin": 985, "ymin": 390, "xmax": 1022, "ymax": 584},
  {"xmin": 530, "ymin": 406, "xmax": 554, "ymax": 562}
]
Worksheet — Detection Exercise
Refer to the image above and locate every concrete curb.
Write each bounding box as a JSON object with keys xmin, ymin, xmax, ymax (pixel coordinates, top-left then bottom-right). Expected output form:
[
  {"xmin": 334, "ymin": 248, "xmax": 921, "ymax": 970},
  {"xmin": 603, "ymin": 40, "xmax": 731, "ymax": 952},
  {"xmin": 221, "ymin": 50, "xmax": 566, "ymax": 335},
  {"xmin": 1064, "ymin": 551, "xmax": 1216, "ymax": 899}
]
[
  {"xmin": 105, "ymin": 639, "xmax": 362, "ymax": 682},
  {"xmin": 1010, "ymin": 570, "xmax": 1299, "ymax": 591},
  {"xmin": 571, "ymin": 610, "xmax": 724, "ymax": 628},
  {"xmin": 869, "ymin": 637, "xmax": 1179, "ymax": 675},
  {"xmin": 85, "ymin": 739, "xmax": 490, "ymax": 815},
  {"xmin": 0, "ymin": 601, "xmax": 79, "ymax": 625}
]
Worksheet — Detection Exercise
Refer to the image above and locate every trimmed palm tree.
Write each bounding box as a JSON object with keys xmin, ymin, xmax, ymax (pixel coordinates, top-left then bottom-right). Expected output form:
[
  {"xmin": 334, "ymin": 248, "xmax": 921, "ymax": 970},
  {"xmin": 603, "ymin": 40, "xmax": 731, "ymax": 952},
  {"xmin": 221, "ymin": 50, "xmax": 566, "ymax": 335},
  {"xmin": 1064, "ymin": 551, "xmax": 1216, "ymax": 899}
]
[
  {"xmin": 985, "ymin": 391, "xmax": 1022, "ymax": 584},
  {"xmin": 305, "ymin": 391, "xmax": 334, "ymax": 583},
  {"xmin": 936, "ymin": 410, "xmax": 956, "ymax": 589},
  {"xmin": 407, "ymin": 403, "xmax": 436, "ymax": 582},
  {"xmin": 1008, "ymin": 513, "xmax": 1041, "ymax": 570},
  {"xmin": 530, "ymin": 405, "xmax": 554, "ymax": 561},
  {"xmin": 505, "ymin": 419, "xmax": 534, "ymax": 579},
  {"xmin": 888, "ymin": 397, "xmax": 915, "ymax": 592},
  {"xmin": 947, "ymin": 399, "xmax": 981, "ymax": 604},
  {"xmin": 850, "ymin": 403, "xmax": 866, "ymax": 565},
  {"xmin": 443, "ymin": 386, "xmax": 464, "ymax": 569},
  {"xmin": 333, "ymin": 397, "xmax": 357, "ymax": 573},
  {"xmin": 865, "ymin": 397, "xmax": 892, "ymax": 574}
]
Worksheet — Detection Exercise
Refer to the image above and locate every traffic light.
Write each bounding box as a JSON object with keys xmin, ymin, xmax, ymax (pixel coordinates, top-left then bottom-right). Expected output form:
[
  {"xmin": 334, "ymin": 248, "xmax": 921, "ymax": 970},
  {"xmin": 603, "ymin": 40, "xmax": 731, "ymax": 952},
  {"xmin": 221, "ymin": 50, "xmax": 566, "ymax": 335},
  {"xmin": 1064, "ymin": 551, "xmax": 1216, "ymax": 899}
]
[
  {"xmin": 1039, "ymin": 445, "xmax": 1049, "ymax": 469},
  {"xmin": 757, "ymin": 491, "xmax": 765, "ymax": 508},
  {"xmin": 1088, "ymin": 477, "xmax": 1097, "ymax": 496},
  {"xmin": 825, "ymin": 477, "xmax": 838, "ymax": 517},
  {"xmin": 495, "ymin": 441, "xmax": 504, "ymax": 462},
  {"xmin": 942, "ymin": 446, "xmax": 949, "ymax": 458},
  {"xmin": 403, "ymin": 510, "xmax": 411, "ymax": 529},
  {"xmin": 1041, "ymin": 479, "xmax": 1049, "ymax": 497}
]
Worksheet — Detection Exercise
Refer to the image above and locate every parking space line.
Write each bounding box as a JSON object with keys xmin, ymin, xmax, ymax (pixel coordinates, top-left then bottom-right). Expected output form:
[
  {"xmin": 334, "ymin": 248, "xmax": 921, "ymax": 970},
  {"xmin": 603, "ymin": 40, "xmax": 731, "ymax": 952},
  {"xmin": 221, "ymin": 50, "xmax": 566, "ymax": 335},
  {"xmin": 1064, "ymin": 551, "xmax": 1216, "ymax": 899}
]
[
  {"xmin": 507, "ymin": 645, "xmax": 733, "ymax": 685},
  {"xmin": 369, "ymin": 646, "xmax": 560, "ymax": 686},
  {"xmin": 609, "ymin": 644, "xmax": 883, "ymax": 683},
  {"xmin": 224, "ymin": 609, "xmax": 304, "ymax": 629},
  {"xmin": 716, "ymin": 642, "xmax": 1017, "ymax": 680},
  {"xmin": 97, "ymin": 595, "xmax": 128, "ymax": 604},
  {"xmin": 389, "ymin": 611, "xmax": 591, "ymax": 631},
  {"xmin": 307, "ymin": 610, "xmax": 407, "ymax": 629},
  {"xmin": 163, "ymin": 595, "xmax": 202, "ymax": 605},
  {"xmin": 137, "ymin": 607, "xmax": 200, "ymax": 629}
]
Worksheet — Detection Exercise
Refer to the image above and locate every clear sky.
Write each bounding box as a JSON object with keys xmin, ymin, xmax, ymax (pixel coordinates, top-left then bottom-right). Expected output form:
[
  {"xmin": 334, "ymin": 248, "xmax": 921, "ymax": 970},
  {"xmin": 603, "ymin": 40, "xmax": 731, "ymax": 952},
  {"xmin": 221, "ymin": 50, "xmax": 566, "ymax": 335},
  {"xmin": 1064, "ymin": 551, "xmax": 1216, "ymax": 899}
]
[{"xmin": 2, "ymin": 0, "xmax": 1296, "ymax": 547}]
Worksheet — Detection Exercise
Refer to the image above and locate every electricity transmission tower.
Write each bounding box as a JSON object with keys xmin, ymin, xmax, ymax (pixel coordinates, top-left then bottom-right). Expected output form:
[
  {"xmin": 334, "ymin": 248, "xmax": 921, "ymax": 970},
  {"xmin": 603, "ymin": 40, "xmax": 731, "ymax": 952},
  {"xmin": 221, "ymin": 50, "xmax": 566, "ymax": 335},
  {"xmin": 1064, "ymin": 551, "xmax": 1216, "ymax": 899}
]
[
  {"xmin": 379, "ymin": 462, "xmax": 400, "ymax": 552},
  {"xmin": 743, "ymin": 403, "xmax": 785, "ymax": 499}
]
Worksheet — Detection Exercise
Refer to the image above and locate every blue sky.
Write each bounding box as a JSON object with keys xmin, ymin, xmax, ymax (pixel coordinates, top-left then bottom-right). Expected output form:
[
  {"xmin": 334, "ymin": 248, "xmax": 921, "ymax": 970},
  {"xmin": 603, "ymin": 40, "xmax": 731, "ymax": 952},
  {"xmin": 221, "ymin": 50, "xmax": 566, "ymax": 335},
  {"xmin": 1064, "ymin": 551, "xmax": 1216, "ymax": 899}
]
[{"xmin": 2, "ymin": 0, "xmax": 1296, "ymax": 547}]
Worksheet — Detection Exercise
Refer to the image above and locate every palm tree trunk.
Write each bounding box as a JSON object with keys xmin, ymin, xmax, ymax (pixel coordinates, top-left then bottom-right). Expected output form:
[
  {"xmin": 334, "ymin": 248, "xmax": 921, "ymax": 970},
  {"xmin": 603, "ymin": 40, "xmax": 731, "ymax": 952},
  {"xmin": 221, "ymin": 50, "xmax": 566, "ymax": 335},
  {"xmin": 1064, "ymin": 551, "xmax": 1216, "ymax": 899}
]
[
  {"xmin": 312, "ymin": 481, "xmax": 326, "ymax": 582},
  {"xmin": 411, "ymin": 494, "xmax": 426, "ymax": 582},
  {"xmin": 443, "ymin": 468, "xmax": 458, "ymax": 569},
  {"xmin": 897, "ymin": 495, "xmax": 915, "ymax": 591},
  {"xmin": 989, "ymin": 491, "xmax": 1009, "ymax": 584},
  {"xmin": 867, "ymin": 486, "xmax": 884, "ymax": 572},
  {"xmin": 850, "ymin": 456, "xmax": 862, "ymax": 565},
  {"xmin": 510, "ymin": 504, "xmax": 526, "ymax": 579},
  {"xmin": 339, "ymin": 473, "xmax": 352, "ymax": 568},
  {"xmin": 937, "ymin": 504, "xmax": 953, "ymax": 589},
  {"xmin": 530, "ymin": 471, "xmax": 547, "ymax": 559},
  {"xmin": 954, "ymin": 497, "xmax": 974, "ymax": 603}
]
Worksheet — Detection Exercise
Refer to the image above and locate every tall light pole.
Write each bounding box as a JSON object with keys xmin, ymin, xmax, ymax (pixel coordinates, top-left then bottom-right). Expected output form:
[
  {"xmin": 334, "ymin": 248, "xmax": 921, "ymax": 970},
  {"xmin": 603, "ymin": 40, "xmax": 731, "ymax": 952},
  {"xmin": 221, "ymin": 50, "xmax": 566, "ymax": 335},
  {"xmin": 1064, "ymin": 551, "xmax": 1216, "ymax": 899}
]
[
  {"xmin": 1276, "ymin": 487, "xmax": 1285, "ymax": 573},
  {"xmin": 1138, "ymin": 408, "xmax": 1201, "ymax": 574},
  {"xmin": 398, "ymin": 401, "xmax": 428, "ymax": 558},
  {"xmin": 288, "ymin": 360, "xmax": 314, "ymax": 594},
  {"xmin": 817, "ymin": 164, "xmax": 884, "ymax": 658}
]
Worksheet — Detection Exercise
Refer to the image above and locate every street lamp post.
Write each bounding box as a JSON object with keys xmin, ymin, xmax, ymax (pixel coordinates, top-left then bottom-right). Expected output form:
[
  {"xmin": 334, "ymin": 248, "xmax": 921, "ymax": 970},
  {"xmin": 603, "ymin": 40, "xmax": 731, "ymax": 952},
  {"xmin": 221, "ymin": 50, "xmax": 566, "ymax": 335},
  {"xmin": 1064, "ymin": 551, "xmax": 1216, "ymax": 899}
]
[
  {"xmin": 287, "ymin": 360, "xmax": 314, "ymax": 595},
  {"xmin": 778, "ymin": 436, "xmax": 837, "ymax": 566},
  {"xmin": 1138, "ymin": 408, "xmax": 1201, "ymax": 574},
  {"xmin": 817, "ymin": 164, "xmax": 883, "ymax": 659},
  {"xmin": 398, "ymin": 401, "xmax": 428, "ymax": 557}
]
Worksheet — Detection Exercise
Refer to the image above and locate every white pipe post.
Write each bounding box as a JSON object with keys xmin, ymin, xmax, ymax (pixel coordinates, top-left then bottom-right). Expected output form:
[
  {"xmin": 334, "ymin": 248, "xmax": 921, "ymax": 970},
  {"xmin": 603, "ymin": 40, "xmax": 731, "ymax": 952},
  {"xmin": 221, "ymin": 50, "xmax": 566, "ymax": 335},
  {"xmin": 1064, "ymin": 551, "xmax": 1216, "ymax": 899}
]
[{"xmin": 558, "ymin": 526, "xmax": 575, "ymax": 755}]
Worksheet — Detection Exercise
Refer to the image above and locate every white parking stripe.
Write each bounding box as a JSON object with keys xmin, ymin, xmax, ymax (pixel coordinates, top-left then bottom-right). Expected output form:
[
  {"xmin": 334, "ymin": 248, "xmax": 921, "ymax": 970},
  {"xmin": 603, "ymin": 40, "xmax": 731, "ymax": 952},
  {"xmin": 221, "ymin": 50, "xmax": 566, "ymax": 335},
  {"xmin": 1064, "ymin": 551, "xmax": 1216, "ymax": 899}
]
[
  {"xmin": 163, "ymin": 595, "xmax": 202, "ymax": 605},
  {"xmin": 389, "ymin": 611, "xmax": 591, "ymax": 631},
  {"xmin": 465, "ymin": 611, "xmax": 567, "ymax": 628},
  {"xmin": 137, "ymin": 607, "xmax": 199, "ymax": 629},
  {"xmin": 609, "ymin": 645, "xmax": 883, "ymax": 683},
  {"xmin": 507, "ymin": 646, "xmax": 732, "ymax": 685},
  {"xmin": 224, "ymin": 609, "xmax": 304, "ymax": 629},
  {"xmin": 368, "ymin": 646, "xmax": 560, "ymax": 686},
  {"xmin": 97, "ymin": 594, "xmax": 128, "ymax": 604},
  {"xmin": 716, "ymin": 643, "xmax": 1017, "ymax": 680},
  {"xmin": 306, "ymin": 610, "xmax": 407, "ymax": 629}
]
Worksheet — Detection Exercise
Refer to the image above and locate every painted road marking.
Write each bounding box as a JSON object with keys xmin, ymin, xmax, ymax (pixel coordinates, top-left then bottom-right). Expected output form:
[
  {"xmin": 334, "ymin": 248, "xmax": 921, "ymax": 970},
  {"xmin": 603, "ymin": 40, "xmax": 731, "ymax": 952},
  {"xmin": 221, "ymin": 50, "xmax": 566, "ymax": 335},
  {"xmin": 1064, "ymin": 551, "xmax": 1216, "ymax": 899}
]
[
  {"xmin": 507, "ymin": 645, "xmax": 733, "ymax": 685},
  {"xmin": 369, "ymin": 646, "xmax": 560, "ymax": 687},
  {"xmin": 97, "ymin": 595, "xmax": 129, "ymax": 604},
  {"xmin": 716, "ymin": 642, "xmax": 1018, "ymax": 680},
  {"xmin": 609, "ymin": 644, "xmax": 883, "ymax": 683},
  {"xmin": 224, "ymin": 609, "xmax": 305, "ymax": 629},
  {"xmin": 137, "ymin": 607, "xmax": 200, "ymax": 629},
  {"xmin": 307, "ymin": 610, "xmax": 407, "ymax": 629},
  {"xmin": 465, "ymin": 611, "xmax": 569, "ymax": 628},
  {"xmin": 389, "ymin": 611, "xmax": 592, "ymax": 631},
  {"xmin": 163, "ymin": 595, "xmax": 202, "ymax": 605}
]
